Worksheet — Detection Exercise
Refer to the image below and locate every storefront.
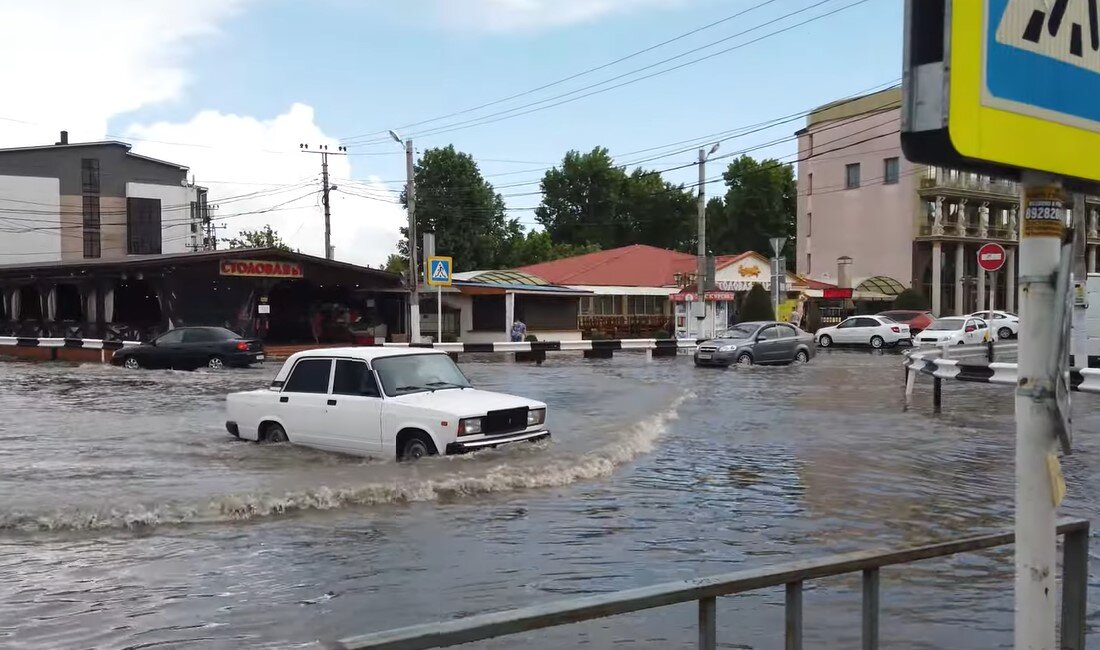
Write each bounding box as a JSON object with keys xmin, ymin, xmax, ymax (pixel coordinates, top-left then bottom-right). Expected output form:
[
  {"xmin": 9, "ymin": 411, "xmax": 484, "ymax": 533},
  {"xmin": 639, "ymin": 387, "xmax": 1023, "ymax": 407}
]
[{"xmin": 0, "ymin": 248, "xmax": 405, "ymax": 343}]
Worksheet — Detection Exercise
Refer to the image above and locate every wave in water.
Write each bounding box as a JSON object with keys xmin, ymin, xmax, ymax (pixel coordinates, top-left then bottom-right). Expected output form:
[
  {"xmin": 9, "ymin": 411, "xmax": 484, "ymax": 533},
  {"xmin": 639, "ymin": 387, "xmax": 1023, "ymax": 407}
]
[{"xmin": 1, "ymin": 393, "xmax": 689, "ymax": 533}]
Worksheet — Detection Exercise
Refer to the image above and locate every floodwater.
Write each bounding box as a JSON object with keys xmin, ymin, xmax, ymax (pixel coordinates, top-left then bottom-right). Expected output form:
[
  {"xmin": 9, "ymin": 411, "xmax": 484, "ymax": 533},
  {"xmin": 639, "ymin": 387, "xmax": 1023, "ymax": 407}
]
[{"xmin": 0, "ymin": 350, "xmax": 1096, "ymax": 649}]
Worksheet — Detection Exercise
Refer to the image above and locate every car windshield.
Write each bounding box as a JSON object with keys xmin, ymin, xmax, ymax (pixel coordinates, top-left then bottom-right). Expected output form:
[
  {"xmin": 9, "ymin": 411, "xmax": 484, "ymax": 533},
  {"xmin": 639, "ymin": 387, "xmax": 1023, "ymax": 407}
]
[
  {"xmin": 926, "ymin": 318, "xmax": 965, "ymax": 331},
  {"xmin": 721, "ymin": 323, "xmax": 759, "ymax": 339},
  {"xmin": 373, "ymin": 354, "xmax": 472, "ymax": 396}
]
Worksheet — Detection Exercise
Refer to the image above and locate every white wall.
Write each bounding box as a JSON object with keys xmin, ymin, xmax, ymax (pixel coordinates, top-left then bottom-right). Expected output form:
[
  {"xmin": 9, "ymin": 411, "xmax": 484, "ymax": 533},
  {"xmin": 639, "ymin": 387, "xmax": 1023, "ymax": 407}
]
[
  {"xmin": 126, "ymin": 182, "xmax": 200, "ymax": 254},
  {"xmin": 0, "ymin": 174, "xmax": 61, "ymax": 264}
]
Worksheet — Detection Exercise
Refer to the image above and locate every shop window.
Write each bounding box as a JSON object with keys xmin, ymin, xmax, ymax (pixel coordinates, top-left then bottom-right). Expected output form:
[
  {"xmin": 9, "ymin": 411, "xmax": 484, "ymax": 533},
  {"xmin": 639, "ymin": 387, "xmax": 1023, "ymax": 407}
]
[
  {"xmin": 627, "ymin": 295, "xmax": 667, "ymax": 315},
  {"xmin": 592, "ymin": 295, "xmax": 623, "ymax": 315}
]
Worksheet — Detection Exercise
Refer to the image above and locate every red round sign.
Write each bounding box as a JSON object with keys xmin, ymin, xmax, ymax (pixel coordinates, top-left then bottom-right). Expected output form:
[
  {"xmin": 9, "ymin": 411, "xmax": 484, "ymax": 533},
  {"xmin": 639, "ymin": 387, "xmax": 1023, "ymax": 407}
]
[{"xmin": 977, "ymin": 243, "xmax": 1007, "ymax": 272}]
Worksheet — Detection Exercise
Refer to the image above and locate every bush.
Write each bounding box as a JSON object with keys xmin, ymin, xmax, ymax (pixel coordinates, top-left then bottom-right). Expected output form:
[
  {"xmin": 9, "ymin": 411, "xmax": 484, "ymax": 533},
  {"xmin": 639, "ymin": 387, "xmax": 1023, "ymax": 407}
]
[
  {"xmin": 893, "ymin": 288, "xmax": 929, "ymax": 310},
  {"xmin": 653, "ymin": 329, "xmax": 670, "ymax": 339},
  {"xmin": 740, "ymin": 283, "xmax": 774, "ymax": 321},
  {"xmin": 525, "ymin": 334, "xmax": 538, "ymax": 342}
]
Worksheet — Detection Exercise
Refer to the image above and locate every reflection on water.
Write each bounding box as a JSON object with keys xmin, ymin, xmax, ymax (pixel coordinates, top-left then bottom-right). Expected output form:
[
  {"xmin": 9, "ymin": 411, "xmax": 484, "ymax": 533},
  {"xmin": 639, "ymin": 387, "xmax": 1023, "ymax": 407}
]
[{"xmin": 0, "ymin": 349, "xmax": 1096, "ymax": 649}]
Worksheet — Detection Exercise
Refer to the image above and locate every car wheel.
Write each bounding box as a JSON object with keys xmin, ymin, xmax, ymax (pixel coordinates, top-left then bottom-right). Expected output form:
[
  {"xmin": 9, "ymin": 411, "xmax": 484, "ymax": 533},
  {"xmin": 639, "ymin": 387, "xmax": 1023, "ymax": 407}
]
[
  {"xmin": 870, "ymin": 336, "xmax": 884, "ymax": 349},
  {"xmin": 998, "ymin": 327, "xmax": 1013, "ymax": 340},
  {"xmin": 263, "ymin": 422, "xmax": 289, "ymax": 444},
  {"xmin": 400, "ymin": 433, "xmax": 436, "ymax": 461},
  {"xmin": 818, "ymin": 335, "xmax": 833, "ymax": 348},
  {"xmin": 122, "ymin": 356, "xmax": 141, "ymax": 370},
  {"xmin": 736, "ymin": 352, "xmax": 753, "ymax": 366},
  {"xmin": 207, "ymin": 356, "xmax": 225, "ymax": 370},
  {"xmin": 794, "ymin": 350, "xmax": 809, "ymax": 364}
]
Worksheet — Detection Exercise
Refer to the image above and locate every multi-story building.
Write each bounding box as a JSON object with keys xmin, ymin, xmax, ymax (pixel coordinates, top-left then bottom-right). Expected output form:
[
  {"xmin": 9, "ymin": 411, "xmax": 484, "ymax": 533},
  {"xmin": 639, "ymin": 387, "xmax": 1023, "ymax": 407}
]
[
  {"xmin": 795, "ymin": 88, "xmax": 1100, "ymax": 316},
  {"xmin": 0, "ymin": 131, "xmax": 207, "ymax": 265}
]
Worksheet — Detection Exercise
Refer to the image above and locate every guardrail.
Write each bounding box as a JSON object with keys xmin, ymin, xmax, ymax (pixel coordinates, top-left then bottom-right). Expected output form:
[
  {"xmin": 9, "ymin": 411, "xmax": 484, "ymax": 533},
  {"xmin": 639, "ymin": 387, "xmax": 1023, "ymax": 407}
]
[
  {"xmin": 0, "ymin": 336, "xmax": 140, "ymax": 350},
  {"xmin": 323, "ymin": 519, "xmax": 1090, "ymax": 650},
  {"xmin": 368, "ymin": 338, "xmax": 700, "ymax": 353}
]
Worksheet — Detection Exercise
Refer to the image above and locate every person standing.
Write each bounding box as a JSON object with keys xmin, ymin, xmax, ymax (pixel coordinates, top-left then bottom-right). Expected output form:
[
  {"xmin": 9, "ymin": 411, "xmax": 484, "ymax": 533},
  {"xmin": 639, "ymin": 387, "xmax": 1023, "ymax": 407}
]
[{"xmin": 310, "ymin": 310, "xmax": 324, "ymax": 344}]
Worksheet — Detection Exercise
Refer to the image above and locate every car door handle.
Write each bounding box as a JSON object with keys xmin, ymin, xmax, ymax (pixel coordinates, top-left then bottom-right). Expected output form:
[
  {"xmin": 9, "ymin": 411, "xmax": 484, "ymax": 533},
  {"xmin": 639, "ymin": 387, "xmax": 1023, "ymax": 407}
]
[
  {"xmin": 280, "ymin": 396, "xmax": 289, "ymax": 403},
  {"xmin": 327, "ymin": 399, "xmax": 337, "ymax": 406}
]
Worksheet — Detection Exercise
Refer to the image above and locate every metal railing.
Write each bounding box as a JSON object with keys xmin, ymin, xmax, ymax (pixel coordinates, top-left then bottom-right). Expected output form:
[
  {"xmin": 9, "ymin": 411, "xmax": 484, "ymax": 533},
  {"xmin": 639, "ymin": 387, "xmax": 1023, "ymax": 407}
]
[
  {"xmin": 919, "ymin": 169, "xmax": 1019, "ymax": 197},
  {"xmin": 325, "ymin": 519, "xmax": 1090, "ymax": 650}
]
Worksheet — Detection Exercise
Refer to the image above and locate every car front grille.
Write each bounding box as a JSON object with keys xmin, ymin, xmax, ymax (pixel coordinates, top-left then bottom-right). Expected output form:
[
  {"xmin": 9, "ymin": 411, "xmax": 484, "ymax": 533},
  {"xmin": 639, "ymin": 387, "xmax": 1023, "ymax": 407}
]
[
  {"xmin": 482, "ymin": 407, "xmax": 530, "ymax": 436},
  {"xmin": 698, "ymin": 346, "xmax": 718, "ymax": 354}
]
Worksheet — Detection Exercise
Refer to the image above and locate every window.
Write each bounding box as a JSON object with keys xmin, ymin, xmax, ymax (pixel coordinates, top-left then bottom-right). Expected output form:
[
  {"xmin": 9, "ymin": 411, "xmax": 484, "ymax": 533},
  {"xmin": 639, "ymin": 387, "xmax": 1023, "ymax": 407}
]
[
  {"xmin": 332, "ymin": 360, "xmax": 380, "ymax": 397},
  {"xmin": 777, "ymin": 324, "xmax": 798, "ymax": 338},
  {"xmin": 806, "ymin": 212, "xmax": 812, "ymax": 237},
  {"xmin": 592, "ymin": 295, "xmax": 623, "ymax": 315},
  {"xmin": 283, "ymin": 358, "xmax": 333, "ymax": 394},
  {"xmin": 807, "ymin": 173, "xmax": 813, "ymax": 195},
  {"xmin": 181, "ymin": 328, "xmax": 234, "ymax": 343},
  {"xmin": 855, "ymin": 318, "xmax": 879, "ymax": 327},
  {"xmin": 82, "ymin": 196, "xmax": 100, "ymax": 259},
  {"xmin": 127, "ymin": 197, "xmax": 162, "ymax": 255},
  {"xmin": 757, "ymin": 326, "xmax": 780, "ymax": 341},
  {"xmin": 806, "ymin": 253, "xmax": 812, "ymax": 274},
  {"xmin": 845, "ymin": 163, "xmax": 861, "ymax": 189},
  {"xmin": 883, "ymin": 157, "xmax": 900, "ymax": 184},
  {"xmin": 155, "ymin": 329, "xmax": 185, "ymax": 345},
  {"xmin": 627, "ymin": 295, "xmax": 666, "ymax": 315},
  {"xmin": 81, "ymin": 158, "xmax": 100, "ymax": 194}
]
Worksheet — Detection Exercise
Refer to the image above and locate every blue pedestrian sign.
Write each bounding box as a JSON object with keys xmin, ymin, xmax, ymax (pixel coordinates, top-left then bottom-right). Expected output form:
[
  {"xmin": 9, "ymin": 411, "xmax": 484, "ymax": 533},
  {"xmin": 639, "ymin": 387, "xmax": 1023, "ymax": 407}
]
[
  {"xmin": 426, "ymin": 256, "xmax": 452, "ymax": 287},
  {"xmin": 902, "ymin": 0, "xmax": 1100, "ymax": 188}
]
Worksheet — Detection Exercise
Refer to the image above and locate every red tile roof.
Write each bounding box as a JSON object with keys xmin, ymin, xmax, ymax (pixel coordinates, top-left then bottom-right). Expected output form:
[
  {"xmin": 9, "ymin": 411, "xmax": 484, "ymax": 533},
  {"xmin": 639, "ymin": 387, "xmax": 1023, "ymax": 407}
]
[{"xmin": 518, "ymin": 244, "xmax": 695, "ymax": 287}]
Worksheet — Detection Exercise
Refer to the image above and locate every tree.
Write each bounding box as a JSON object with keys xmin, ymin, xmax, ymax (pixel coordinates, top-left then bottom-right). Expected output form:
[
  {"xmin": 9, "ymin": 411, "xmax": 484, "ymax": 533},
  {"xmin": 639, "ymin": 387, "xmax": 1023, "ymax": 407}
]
[
  {"xmin": 502, "ymin": 230, "xmax": 601, "ymax": 267},
  {"xmin": 398, "ymin": 145, "xmax": 516, "ymax": 272},
  {"xmin": 384, "ymin": 254, "xmax": 408, "ymax": 276},
  {"xmin": 740, "ymin": 283, "xmax": 774, "ymax": 321},
  {"xmin": 534, "ymin": 147, "xmax": 695, "ymax": 252},
  {"xmin": 893, "ymin": 287, "xmax": 929, "ymax": 310},
  {"xmin": 706, "ymin": 155, "xmax": 795, "ymax": 261},
  {"xmin": 222, "ymin": 224, "xmax": 291, "ymax": 251}
]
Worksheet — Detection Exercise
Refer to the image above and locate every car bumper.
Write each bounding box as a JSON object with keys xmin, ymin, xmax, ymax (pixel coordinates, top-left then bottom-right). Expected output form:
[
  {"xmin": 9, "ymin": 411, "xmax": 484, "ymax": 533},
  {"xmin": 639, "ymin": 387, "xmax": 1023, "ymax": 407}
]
[
  {"xmin": 446, "ymin": 429, "xmax": 551, "ymax": 454},
  {"xmin": 694, "ymin": 351, "xmax": 737, "ymax": 365},
  {"xmin": 226, "ymin": 351, "xmax": 265, "ymax": 366}
]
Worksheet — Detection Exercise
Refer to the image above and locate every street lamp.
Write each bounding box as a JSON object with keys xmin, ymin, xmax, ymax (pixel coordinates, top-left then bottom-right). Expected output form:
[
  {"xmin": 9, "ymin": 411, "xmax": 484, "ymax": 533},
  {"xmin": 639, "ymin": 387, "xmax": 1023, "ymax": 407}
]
[{"xmin": 390, "ymin": 130, "xmax": 420, "ymax": 342}]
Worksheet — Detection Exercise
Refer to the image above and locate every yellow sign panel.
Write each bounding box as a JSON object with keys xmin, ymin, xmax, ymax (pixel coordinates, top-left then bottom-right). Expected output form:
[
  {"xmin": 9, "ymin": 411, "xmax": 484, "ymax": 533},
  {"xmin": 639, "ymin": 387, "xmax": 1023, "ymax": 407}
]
[
  {"xmin": 426, "ymin": 256, "xmax": 452, "ymax": 287},
  {"xmin": 947, "ymin": 1, "xmax": 1100, "ymax": 184}
]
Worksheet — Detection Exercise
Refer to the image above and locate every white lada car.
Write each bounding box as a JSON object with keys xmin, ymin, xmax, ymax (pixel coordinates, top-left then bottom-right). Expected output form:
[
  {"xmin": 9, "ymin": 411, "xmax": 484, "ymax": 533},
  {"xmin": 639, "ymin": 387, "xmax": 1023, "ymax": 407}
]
[{"xmin": 225, "ymin": 348, "xmax": 549, "ymax": 460}]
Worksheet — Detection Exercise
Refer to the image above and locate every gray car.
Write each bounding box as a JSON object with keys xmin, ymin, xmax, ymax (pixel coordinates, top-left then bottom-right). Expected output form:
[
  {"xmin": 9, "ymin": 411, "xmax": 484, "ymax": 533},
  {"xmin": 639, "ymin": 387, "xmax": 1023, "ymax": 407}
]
[{"xmin": 693, "ymin": 321, "xmax": 816, "ymax": 367}]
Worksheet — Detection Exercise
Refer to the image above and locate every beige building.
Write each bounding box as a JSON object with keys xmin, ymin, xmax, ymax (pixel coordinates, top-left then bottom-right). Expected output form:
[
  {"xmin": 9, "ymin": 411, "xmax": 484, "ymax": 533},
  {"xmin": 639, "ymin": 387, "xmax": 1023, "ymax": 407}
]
[{"xmin": 795, "ymin": 88, "xmax": 1100, "ymax": 316}]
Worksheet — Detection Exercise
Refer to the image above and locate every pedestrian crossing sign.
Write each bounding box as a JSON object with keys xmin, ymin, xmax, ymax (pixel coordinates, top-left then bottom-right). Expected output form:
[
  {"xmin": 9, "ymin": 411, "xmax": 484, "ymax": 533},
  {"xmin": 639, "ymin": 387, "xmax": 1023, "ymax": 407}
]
[
  {"xmin": 426, "ymin": 256, "xmax": 452, "ymax": 287},
  {"xmin": 902, "ymin": 0, "xmax": 1100, "ymax": 189}
]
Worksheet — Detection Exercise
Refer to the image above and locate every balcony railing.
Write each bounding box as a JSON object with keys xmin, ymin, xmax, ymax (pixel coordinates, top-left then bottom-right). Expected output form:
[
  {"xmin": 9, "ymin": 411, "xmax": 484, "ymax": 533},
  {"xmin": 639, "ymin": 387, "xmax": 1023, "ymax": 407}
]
[
  {"xmin": 919, "ymin": 168, "xmax": 1019, "ymax": 197},
  {"xmin": 917, "ymin": 221, "xmax": 1018, "ymax": 240}
]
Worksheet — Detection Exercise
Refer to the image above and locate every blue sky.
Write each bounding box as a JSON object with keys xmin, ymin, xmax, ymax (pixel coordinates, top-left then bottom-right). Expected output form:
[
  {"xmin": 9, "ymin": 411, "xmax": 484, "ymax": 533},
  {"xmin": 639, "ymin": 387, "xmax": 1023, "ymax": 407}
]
[{"xmin": 2, "ymin": 0, "xmax": 904, "ymax": 264}]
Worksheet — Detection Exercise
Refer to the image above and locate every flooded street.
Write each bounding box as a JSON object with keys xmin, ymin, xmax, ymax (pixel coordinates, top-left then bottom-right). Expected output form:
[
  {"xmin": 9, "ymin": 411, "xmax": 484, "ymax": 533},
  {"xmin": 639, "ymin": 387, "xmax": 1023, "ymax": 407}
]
[{"xmin": 0, "ymin": 351, "xmax": 1097, "ymax": 649}]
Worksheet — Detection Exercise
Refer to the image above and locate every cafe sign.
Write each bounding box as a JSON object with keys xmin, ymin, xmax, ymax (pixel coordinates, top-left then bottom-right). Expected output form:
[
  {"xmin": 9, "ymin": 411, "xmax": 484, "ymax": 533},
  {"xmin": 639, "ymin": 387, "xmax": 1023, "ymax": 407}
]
[{"xmin": 220, "ymin": 259, "xmax": 304, "ymax": 279}]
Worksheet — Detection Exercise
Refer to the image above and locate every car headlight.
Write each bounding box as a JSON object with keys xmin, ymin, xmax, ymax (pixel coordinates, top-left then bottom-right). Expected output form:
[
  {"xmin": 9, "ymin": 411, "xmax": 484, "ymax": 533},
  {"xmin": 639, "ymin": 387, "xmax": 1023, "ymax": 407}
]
[
  {"xmin": 527, "ymin": 408, "xmax": 546, "ymax": 426},
  {"xmin": 458, "ymin": 417, "xmax": 482, "ymax": 436},
  {"xmin": 718, "ymin": 344, "xmax": 737, "ymax": 352}
]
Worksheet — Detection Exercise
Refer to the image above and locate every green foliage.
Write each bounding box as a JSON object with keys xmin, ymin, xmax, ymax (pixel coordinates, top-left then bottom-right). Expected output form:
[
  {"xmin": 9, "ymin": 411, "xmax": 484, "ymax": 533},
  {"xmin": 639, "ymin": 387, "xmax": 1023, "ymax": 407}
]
[
  {"xmin": 504, "ymin": 230, "xmax": 600, "ymax": 267},
  {"xmin": 534, "ymin": 147, "xmax": 695, "ymax": 252},
  {"xmin": 893, "ymin": 288, "xmax": 929, "ymax": 310},
  {"xmin": 739, "ymin": 283, "xmax": 775, "ymax": 321},
  {"xmin": 384, "ymin": 254, "xmax": 408, "ymax": 275},
  {"xmin": 524, "ymin": 334, "xmax": 538, "ymax": 342},
  {"xmin": 398, "ymin": 145, "xmax": 518, "ymax": 272},
  {"xmin": 706, "ymin": 155, "xmax": 796, "ymax": 260},
  {"xmin": 653, "ymin": 330, "xmax": 670, "ymax": 340},
  {"xmin": 222, "ymin": 224, "xmax": 291, "ymax": 251}
]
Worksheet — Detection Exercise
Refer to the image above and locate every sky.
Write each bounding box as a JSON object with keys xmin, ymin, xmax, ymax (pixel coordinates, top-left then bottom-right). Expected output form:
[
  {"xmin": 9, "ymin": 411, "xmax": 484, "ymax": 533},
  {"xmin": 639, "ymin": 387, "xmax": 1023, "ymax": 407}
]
[{"xmin": 0, "ymin": 0, "xmax": 903, "ymax": 268}]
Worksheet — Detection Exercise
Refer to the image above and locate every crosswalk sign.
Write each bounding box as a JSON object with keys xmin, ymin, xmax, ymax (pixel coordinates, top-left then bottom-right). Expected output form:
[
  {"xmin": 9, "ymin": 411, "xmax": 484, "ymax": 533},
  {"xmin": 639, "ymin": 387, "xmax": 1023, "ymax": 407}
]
[
  {"xmin": 902, "ymin": 0, "xmax": 1100, "ymax": 189},
  {"xmin": 426, "ymin": 256, "xmax": 452, "ymax": 287}
]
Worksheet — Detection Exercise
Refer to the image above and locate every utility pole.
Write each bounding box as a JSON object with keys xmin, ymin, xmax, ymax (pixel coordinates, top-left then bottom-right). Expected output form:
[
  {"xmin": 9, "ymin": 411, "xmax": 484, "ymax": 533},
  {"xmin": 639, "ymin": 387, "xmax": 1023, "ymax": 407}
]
[
  {"xmin": 697, "ymin": 143, "xmax": 719, "ymax": 339},
  {"xmin": 1072, "ymin": 193, "xmax": 1088, "ymax": 368},
  {"xmin": 389, "ymin": 130, "xmax": 420, "ymax": 343},
  {"xmin": 299, "ymin": 143, "xmax": 347, "ymax": 259}
]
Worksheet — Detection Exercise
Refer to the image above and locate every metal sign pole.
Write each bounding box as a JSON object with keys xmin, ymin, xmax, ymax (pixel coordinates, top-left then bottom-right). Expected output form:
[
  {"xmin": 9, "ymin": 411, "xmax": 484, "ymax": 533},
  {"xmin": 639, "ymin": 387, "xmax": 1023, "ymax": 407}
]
[
  {"xmin": 990, "ymin": 271, "xmax": 997, "ymax": 313},
  {"xmin": 437, "ymin": 286, "xmax": 442, "ymax": 344}
]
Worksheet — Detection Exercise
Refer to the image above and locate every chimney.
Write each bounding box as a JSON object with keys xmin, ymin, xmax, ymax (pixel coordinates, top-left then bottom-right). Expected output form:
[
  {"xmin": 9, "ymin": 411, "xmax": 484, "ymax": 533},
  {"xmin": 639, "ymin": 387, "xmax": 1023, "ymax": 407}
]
[
  {"xmin": 56, "ymin": 130, "xmax": 68, "ymax": 145},
  {"xmin": 837, "ymin": 256, "xmax": 853, "ymax": 289}
]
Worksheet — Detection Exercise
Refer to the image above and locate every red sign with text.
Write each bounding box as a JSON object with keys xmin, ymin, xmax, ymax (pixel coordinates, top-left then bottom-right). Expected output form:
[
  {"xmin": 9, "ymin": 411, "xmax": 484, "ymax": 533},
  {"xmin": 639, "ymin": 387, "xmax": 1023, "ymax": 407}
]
[
  {"xmin": 220, "ymin": 259, "xmax": 304, "ymax": 279},
  {"xmin": 977, "ymin": 243, "xmax": 1007, "ymax": 273}
]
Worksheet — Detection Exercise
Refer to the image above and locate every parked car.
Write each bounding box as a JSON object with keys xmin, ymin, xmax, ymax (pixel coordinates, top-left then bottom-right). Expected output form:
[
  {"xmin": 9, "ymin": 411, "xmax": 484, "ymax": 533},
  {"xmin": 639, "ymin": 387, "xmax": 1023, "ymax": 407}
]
[
  {"xmin": 815, "ymin": 315, "xmax": 910, "ymax": 349},
  {"xmin": 694, "ymin": 321, "xmax": 816, "ymax": 367},
  {"xmin": 877, "ymin": 309, "xmax": 935, "ymax": 336},
  {"xmin": 112, "ymin": 326, "xmax": 264, "ymax": 370},
  {"xmin": 915, "ymin": 316, "xmax": 995, "ymax": 346},
  {"xmin": 967, "ymin": 310, "xmax": 1019, "ymax": 340},
  {"xmin": 225, "ymin": 347, "xmax": 550, "ymax": 460}
]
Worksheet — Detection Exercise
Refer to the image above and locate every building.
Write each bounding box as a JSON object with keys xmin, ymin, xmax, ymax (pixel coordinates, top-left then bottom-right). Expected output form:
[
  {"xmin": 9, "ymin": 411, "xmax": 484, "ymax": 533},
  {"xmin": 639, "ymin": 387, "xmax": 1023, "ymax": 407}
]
[
  {"xmin": 0, "ymin": 131, "xmax": 208, "ymax": 266},
  {"xmin": 795, "ymin": 88, "xmax": 1100, "ymax": 316}
]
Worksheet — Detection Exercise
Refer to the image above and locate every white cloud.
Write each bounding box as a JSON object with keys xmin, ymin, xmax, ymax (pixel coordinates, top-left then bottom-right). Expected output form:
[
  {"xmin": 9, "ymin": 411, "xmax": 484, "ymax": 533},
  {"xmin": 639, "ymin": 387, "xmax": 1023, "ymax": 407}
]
[
  {"xmin": 125, "ymin": 105, "xmax": 406, "ymax": 268},
  {"xmin": 429, "ymin": 0, "xmax": 684, "ymax": 31}
]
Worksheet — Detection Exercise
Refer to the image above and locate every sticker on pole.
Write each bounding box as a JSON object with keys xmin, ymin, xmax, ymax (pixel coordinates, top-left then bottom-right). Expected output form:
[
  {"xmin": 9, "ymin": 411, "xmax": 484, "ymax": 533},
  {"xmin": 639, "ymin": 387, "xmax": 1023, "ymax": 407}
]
[
  {"xmin": 977, "ymin": 242, "xmax": 1007, "ymax": 272},
  {"xmin": 1022, "ymin": 186, "xmax": 1067, "ymax": 238},
  {"xmin": 426, "ymin": 256, "xmax": 452, "ymax": 287}
]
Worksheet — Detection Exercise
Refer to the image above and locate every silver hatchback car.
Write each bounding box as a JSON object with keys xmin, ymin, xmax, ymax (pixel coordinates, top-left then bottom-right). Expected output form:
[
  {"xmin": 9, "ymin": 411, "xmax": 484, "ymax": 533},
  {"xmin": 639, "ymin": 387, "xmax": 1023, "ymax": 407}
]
[{"xmin": 694, "ymin": 321, "xmax": 816, "ymax": 367}]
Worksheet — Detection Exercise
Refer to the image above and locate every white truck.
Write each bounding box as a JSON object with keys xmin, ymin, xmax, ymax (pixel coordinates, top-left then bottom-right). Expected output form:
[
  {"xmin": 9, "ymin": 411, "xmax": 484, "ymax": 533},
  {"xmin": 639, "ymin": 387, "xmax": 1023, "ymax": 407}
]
[{"xmin": 225, "ymin": 347, "xmax": 549, "ymax": 460}]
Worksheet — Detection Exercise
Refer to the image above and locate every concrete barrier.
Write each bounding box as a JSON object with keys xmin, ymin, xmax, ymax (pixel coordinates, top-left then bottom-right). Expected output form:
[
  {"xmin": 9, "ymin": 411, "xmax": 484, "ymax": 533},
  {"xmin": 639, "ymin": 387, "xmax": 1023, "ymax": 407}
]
[{"xmin": 0, "ymin": 337, "xmax": 141, "ymax": 364}]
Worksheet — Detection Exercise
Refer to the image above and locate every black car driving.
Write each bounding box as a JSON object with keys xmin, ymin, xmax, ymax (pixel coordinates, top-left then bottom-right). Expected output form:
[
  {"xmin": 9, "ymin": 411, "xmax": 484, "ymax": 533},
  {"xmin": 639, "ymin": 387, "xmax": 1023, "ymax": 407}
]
[{"xmin": 112, "ymin": 326, "xmax": 264, "ymax": 370}]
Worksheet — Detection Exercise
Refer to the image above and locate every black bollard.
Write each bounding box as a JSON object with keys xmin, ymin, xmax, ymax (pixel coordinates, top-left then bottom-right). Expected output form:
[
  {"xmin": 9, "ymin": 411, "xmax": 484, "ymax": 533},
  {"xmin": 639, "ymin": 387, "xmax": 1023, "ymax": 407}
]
[{"xmin": 933, "ymin": 377, "xmax": 942, "ymax": 413}]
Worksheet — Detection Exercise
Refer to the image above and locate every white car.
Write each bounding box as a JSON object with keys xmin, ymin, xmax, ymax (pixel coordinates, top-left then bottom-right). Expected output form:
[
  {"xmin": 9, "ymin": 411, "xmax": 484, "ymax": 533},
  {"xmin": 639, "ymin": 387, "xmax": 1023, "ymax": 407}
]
[
  {"xmin": 915, "ymin": 316, "xmax": 995, "ymax": 347},
  {"xmin": 225, "ymin": 348, "xmax": 550, "ymax": 460},
  {"xmin": 967, "ymin": 310, "xmax": 1019, "ymax": 340},
  {"xmin": 816, "ymin": 315, "xmax": 911, "ymax": 349}
]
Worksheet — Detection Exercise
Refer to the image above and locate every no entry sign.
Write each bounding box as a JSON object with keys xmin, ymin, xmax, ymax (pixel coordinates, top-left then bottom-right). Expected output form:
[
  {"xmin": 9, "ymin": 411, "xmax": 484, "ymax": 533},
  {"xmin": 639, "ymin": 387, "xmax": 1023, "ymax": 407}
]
[{"xmin": 977, "ymin": 243, "xmax": 1007, "ymax": 273}]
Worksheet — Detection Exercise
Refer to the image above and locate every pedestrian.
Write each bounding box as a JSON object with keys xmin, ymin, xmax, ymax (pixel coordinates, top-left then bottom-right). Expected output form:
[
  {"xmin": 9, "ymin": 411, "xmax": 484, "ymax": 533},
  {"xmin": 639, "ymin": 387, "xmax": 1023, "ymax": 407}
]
[
  {"xmin": 510, "ymin": 318, "xmax": 527, "ymax": 342},
  {"xmin": 311, "ymin": 310, "xmax": 324, "ymax": 345}
]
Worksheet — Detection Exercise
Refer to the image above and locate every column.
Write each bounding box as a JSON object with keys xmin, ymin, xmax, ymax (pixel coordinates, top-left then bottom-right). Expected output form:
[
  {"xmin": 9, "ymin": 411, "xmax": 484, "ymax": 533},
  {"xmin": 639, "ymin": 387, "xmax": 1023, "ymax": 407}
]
[
  {"xmin": 977, "ymin": 268, "xmax": 986, "ymax": 312},
  {"xmin": 955, "ymin": 243, "xmax": 966, "ymax": 315},
  {"xmin": 1089, "ymin": 245, "xmax": 1097, "ymax": 274},
  {"xmin": 504, "ymin": 291, "xmax": 515, "ymax": 340},
  {"xmin": 1006, "ymin": 248, "xmax": 1017, "ymax": 313},
  {"xmin": 94, "ymin": 279, "xmax": 106, "ymax": 339},
  {"xmin": 931, "ymin": 242, "xmax": 943, "ymax": 316}
]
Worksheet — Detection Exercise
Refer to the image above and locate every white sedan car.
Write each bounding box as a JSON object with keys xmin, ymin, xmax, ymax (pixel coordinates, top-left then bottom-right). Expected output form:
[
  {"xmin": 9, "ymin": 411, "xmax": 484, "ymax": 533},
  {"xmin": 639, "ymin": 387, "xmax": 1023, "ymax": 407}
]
[
  {"xmin": 967, "ymin": 310, "xmax": 1019, "ymax": 340},
  {"xmin": 915, "ymin": 316, "xmax": 995, "ymax": 347},
  {"xmin": 816, "ymin": 315, "xmax": 911, "ymax": 349},
  {"xmin": 225, "ymin": 348, "xmax": 550, "ymax": 460}
]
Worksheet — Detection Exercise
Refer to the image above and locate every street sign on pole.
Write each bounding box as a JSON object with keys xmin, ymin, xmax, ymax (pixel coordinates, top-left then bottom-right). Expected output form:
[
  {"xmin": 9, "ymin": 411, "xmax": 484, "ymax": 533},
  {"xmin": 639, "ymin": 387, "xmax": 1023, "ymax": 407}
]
[
  {"xmin": 977, "ymin": 242, "xmax": 1007, "ymax": 272},
  {"xmin": 769, "ymin": 237, "xmax": 786, "ymax": 257},
  {"xmin": 426, "ymin": 256, "xmax": 452, "ymax": 344},
  {"xmin": 902, "ymin": 1, "xmax": 1100, "ymax": 190}
]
